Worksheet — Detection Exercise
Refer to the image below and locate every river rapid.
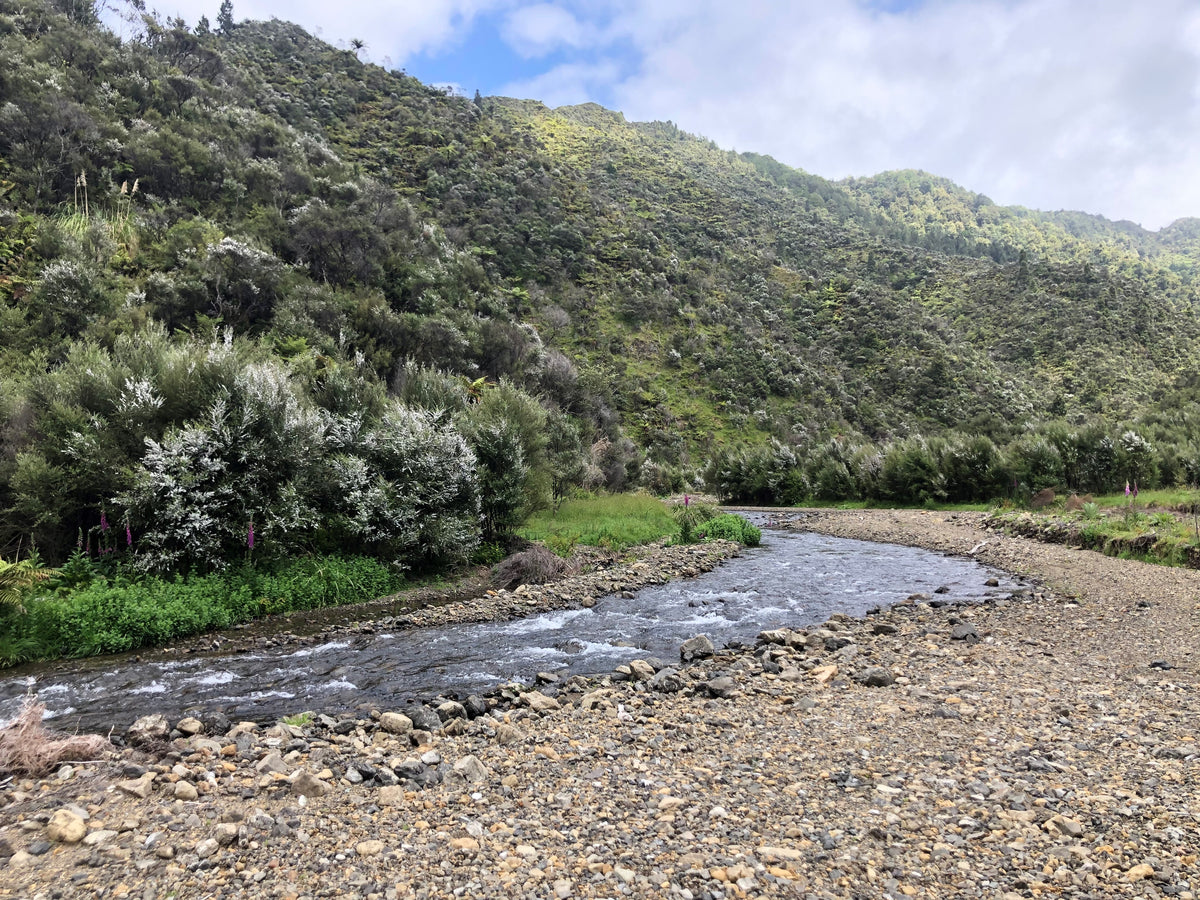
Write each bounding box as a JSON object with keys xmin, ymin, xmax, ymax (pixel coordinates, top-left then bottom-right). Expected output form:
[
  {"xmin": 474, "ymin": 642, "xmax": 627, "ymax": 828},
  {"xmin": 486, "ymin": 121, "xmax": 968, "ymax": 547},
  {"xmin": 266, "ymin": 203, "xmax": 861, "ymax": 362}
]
[{"xmin": 0, "ymin": 527, "xmax": 1020, "ymax": 733}]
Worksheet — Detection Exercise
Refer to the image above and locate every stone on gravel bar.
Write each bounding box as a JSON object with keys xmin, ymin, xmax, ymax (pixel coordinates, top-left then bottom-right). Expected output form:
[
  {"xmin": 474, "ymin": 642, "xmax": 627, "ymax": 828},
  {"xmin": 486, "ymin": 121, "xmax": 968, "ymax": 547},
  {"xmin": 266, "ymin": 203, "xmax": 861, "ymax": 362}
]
[
  {"xmin": 126, "ymin": 714, "xmax": 169, "ymax": 747},
  {"xmin": 680, "ymin": 634, "xmax": 715, "ymax": 661},
  {"xmin": 378, "ymin": 711, "xmax": 413, "ymax": 734},
  {"xmin": 436, "ymin": 700, "xmax": 467, "ymax": 721},
  {"xmin": 290, "ymin": 770, "xmax": 330, "ymax": 797},
  {"xmin": 377, "ymin": 786, "xmax": 405, "ymax": 806},
  {"xmin": 950, "ymin": 623, "xmax": 979, "ymax": 641},
  {"xmin": 115, "ymin": 773, "xmax": 155, "ymax": 799},
  {"xmin": 452, "ymin": 755, "xmax": 489, "ymax": 783},
  {"xmin": 46, "ymin": 810, "xmax": 87, "ymax": 844},
  {"xmin": 705, "ymin": 676, "xmax": 736, "ymax": 697},
  {"xmin": 649, "ymin": 668, "xmax": 685, "ymax": 692},
  {"xmin": 855, "ymin": 666, "xmax": 895, "ymax": 687},
  {"xmin": 356, "ymin": 839, "xmax": 385, "ymax": 857},
  {"xmin": 628, "ymin": 659, "xmax": 656, "ymax": 681},
  {"xmin": 521, "ymin": 691, "xmax": 561, "ymax": 712}
]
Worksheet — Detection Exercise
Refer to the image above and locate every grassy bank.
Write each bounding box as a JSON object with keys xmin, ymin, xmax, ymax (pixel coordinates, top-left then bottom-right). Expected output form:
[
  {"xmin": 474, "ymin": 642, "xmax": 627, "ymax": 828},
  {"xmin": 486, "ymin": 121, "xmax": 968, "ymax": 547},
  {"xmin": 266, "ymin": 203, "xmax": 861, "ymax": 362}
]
[
  {"xmin": 518, "ymin": 493, "xmax": 680, "ymax": 553},
  {"xmin": 989, "ymin": 493, "xmax": 1200, "ymax": 569},
  {"xmin": 0, "ymin": 555, "xmax": 403, "ymax": 667}
]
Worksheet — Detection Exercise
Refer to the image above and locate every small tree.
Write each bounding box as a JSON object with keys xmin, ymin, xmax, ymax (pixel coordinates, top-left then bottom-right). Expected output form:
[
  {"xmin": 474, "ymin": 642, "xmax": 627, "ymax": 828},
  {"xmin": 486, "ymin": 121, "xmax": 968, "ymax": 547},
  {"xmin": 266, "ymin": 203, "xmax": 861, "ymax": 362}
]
[{"xmin": 216, "ymin": 0, "xmax": 235, "ymax": 34}]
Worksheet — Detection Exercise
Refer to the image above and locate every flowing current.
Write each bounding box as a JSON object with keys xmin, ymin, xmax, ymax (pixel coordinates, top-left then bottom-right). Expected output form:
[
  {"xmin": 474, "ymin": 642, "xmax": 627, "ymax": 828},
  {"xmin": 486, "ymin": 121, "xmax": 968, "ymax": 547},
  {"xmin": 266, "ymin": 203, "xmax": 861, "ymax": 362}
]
[{"xmin": 0, "ymin": 527, "xmax": 1019, "ymax": 732}]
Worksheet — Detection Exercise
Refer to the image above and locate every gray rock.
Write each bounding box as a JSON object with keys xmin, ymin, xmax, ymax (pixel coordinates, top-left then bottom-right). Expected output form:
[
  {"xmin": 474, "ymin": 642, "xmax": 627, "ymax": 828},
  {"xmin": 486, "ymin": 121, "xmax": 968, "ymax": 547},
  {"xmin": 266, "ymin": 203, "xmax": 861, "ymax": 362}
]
[
  {"xmin": 705, "ymin": 676, "xmax": 737, "ymax": 698},
  {"xmin": 290, "ymin": 770, "xmax": 330, "ymax": 797},
  {"xmin": 116, "ymin": 772, "xmax": 156, "ymax": 799},
  {"xmin": 628, "ymin": 659, "xmax": 656, "ymax": 681},
  {"xmin": 680, "ymin": 635, "xmax": 715, "ymax": 661},
  {"xmin": 126, "ymin": 713, "xmax": 170, "ymax": 747},
  {"xmin": 463, "ymin": 695, "xmax": 489, "ymax": 718},
  {"xmin": 378, "ymin": 712, "xmax": 413, "ymax": 735},
  {"xmin": 950, "ymin": 623, "xmax": 980, "ymax": 642},
  {"xmin": 255, "ymin": 752, "xmax": 288, "ymax": 775},
  {"xmin": 436, "ymin": 700, "xmax": 467, "ymax": 722},
  {"xmin": 649, "ymin": 668, "xmax": 685, "ymax": 693},
  {"xmin": 196, "ymin": 710, "xmax": 231, "ymax": 736},
  {"xmin": 522, "ymin": 691, "xmax": 561, "ymax": 712},
  {"xmin": 175, "ymin": 716, "xmax": 204, "ymax": 735},
  {"xmin": 453, "ymin": 755, "xmax": 490, "ymax": 783},
  {"xmin": 856, "ymin": 667, "xmax": 896, "ymax": 687},
  {"xmin": 872, "ymin": 622, "xmax": 899, "ymax": 635},
  {"xmin": 405, "ymin": 706, "xmax": 443, "ymax": 733},
  {"xmin": 494, "ymin": 723, "xmax": 525, "ymax": 745}
]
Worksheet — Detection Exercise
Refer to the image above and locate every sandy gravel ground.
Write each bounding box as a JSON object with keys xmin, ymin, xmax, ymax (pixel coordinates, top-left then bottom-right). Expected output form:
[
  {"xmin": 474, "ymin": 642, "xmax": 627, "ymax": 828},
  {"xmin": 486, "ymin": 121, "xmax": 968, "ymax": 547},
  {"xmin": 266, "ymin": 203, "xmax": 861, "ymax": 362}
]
[{"xmin": 1, "ymin": 509, "xmax": 1198, "ymax": 900}]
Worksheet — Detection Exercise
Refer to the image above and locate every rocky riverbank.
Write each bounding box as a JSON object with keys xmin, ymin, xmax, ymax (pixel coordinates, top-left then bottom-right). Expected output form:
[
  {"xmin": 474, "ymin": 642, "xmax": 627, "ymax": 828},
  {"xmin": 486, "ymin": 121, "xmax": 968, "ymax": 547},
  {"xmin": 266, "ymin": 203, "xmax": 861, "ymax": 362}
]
[
  {"xmin": 159, "ymin": 540, "xmax": 743, "ymax": 659},
  {"xmin": 2, "ymin": 511, "xmax": 1199, "ymax": 900}
]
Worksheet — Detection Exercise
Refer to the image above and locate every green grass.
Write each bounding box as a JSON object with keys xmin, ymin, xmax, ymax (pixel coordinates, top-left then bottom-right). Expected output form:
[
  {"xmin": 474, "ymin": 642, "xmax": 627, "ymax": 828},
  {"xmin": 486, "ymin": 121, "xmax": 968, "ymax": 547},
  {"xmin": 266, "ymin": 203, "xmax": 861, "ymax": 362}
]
[
  {"xmin": 1080, "ymin": 488, "xmax": 1200, "ymax": 511},
  {"xmin": 0, "ymin": 554, "xmax": 404, "ymax": 667},
  {"xmin": 991, "ymin": 500, "xmax": 1200, "ymax": 570},
  {"xmin": 518, "ymin": 493, "xmax": 679, "ymax": 550}
]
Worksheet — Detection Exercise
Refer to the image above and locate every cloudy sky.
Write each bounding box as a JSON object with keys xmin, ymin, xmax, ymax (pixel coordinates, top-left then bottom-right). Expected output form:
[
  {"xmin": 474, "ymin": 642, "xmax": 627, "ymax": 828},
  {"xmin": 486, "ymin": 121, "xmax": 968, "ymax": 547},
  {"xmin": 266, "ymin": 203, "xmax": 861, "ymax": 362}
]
[{"xmin": 122, "ymin": 0, "xmax": 1200, "ymax": 230}]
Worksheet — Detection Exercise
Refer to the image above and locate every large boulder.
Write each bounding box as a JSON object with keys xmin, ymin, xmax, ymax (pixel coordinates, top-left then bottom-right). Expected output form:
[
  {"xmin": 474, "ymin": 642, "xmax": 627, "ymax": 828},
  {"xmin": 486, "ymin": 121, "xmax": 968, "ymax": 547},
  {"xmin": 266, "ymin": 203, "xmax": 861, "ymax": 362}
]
[{"xmin": 679, "ymin": 635, "xmax": 715, "ymax": 662}]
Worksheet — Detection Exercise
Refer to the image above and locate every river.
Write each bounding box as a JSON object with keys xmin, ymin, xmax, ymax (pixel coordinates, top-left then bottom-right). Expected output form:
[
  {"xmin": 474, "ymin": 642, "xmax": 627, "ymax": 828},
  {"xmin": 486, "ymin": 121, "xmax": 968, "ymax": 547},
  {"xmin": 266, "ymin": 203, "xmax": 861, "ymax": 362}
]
[{"xmin": 0, "ymin": 527, "xmax": 1019, "ymax": 732}]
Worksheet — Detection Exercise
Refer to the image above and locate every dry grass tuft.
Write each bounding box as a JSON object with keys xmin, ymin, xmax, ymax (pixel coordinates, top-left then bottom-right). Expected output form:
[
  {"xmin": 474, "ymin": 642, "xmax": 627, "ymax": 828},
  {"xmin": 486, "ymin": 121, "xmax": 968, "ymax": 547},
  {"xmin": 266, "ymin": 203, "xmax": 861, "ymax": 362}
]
[
  {"xmin": 491, "ymin": 545, "xmax": 579, "ymax": 590},
  {"xmin": 0, "ymin": 698, "xmax": 112, "ymax": 777}
]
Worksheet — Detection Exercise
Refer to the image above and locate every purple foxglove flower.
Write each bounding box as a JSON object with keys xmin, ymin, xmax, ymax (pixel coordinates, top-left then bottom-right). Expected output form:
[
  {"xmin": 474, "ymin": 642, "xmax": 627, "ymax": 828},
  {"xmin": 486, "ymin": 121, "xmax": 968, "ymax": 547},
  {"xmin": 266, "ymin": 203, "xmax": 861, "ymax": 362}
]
[{"xmin": 248, "ymin": 520, "xmax": 255, "ymax": 550}]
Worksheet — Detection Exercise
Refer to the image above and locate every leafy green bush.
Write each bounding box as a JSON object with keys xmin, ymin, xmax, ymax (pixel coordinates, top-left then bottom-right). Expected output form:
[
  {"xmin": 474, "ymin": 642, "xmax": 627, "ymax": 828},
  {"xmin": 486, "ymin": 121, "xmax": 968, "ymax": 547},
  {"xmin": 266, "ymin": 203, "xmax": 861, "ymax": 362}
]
[
  {"xmin": 673, "ymin": 501, "xmax": 717, "ymax": 543},
  {"xmin": 695, "ymin": 513, "xmax": 762, "ymax": 546}
]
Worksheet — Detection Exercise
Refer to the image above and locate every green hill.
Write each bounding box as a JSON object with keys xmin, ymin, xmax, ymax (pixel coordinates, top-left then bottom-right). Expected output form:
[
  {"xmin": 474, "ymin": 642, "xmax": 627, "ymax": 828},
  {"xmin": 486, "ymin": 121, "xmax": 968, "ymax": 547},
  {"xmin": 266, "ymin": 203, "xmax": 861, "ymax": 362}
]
[{"xmin": 2, "ymin": 0, "xmax": 1200, "ymax": 559}]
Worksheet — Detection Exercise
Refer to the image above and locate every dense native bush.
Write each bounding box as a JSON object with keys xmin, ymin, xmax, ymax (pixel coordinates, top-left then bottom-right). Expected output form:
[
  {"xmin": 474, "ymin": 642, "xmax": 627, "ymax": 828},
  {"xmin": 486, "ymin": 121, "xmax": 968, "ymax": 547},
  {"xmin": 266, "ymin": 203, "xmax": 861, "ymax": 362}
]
[
  {"xmin": 938, "ymin": 434, "xmax": 1005, "ymax": 502},
  {"xmin": 878, "ymin": 437, "xmax": 945, "ymax": 505},
  {"xmin": 316, "ymin": 406, "xmax": 481, "ymax": 566},
  {"xmin": 121, "ymin": 359, "xmax": 325, "ymax": 572},
  {"xmin": 1007, "ymin": 433, "xmax": 1064, "ymax": 493}
]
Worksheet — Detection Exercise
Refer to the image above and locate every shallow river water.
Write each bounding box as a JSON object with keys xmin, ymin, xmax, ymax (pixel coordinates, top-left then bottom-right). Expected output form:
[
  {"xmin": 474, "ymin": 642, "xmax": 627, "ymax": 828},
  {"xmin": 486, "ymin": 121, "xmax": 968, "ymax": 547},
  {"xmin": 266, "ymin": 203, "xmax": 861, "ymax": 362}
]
[{"xmin": 0, "ymin": 528, "xmax": 1019, "ymax": 732}]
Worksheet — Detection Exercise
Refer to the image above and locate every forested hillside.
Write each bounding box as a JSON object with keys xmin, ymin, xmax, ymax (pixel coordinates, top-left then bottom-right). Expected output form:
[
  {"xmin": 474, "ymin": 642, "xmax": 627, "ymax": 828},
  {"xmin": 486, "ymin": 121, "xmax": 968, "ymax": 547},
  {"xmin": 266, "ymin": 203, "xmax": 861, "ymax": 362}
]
[{"xmin": 2, "ymin": 0, "xmax": 1200, "ymax": 570}]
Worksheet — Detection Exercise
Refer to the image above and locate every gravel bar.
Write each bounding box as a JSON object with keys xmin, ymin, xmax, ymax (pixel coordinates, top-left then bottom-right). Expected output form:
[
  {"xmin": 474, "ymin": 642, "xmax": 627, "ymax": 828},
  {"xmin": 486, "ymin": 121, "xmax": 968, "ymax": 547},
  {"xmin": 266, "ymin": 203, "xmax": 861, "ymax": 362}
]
[{"xmin": 1, "ymin": 509, "xmax": 1198, "ymax": 900}]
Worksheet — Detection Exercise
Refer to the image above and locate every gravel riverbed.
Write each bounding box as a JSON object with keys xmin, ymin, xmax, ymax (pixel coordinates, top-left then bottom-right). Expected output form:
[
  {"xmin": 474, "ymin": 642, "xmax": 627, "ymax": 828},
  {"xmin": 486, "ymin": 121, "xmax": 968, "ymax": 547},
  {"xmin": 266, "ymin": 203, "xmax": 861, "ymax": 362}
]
[{"xmin": 1, "ymin": 510, "xmax": 1198, "ymax": 900}]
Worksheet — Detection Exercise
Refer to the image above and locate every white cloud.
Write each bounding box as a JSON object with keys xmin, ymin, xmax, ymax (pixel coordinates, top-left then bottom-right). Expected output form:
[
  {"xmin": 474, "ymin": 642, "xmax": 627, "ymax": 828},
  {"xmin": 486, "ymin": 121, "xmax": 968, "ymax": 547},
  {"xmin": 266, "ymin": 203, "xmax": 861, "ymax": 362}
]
[
  {"xmin": 601, "ymin": 0, "xmax": 1200, "ymax": 228},
  {"xmin": 499, "ymin": 60, "xmax": 623, "ymax": 108},
  {"xmin": 501, "ymin": 3, "xmax": 586, "ymax": 57}
]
